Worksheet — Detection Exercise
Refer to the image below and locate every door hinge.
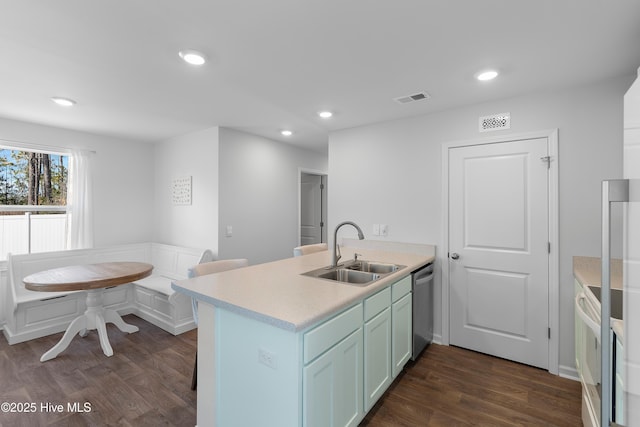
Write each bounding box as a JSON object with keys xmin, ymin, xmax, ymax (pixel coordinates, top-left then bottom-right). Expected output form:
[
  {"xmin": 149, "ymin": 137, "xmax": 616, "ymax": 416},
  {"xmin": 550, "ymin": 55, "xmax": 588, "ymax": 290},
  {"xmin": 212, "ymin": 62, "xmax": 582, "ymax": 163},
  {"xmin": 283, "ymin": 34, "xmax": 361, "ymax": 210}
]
[
  {"xmin": 548, "ymin": 242, "xmax": 551, "ymax": 254},
  {"xmin": 548, "ymin": 328, "xmax": 551, "ymax": 339},
  {"xmin": 540, "ymin": 156, "xmax": 551, "ymax": 169},
  {"xmin": 320, "ymin": 221, "xmax": 324, "ymax": 227},
  {"xmin": 320, "ymin": 184, "xmax": 325, "ymax": 190}
]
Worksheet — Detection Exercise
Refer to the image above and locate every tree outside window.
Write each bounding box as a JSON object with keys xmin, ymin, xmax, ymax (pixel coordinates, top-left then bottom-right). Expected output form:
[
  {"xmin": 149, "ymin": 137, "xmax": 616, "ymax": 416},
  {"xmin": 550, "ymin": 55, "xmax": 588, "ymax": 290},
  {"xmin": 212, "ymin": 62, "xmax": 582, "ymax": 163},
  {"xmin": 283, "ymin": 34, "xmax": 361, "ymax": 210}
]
[{"xmin": 0, "ymin": 148, "xmax": 69, "ymax": 259}]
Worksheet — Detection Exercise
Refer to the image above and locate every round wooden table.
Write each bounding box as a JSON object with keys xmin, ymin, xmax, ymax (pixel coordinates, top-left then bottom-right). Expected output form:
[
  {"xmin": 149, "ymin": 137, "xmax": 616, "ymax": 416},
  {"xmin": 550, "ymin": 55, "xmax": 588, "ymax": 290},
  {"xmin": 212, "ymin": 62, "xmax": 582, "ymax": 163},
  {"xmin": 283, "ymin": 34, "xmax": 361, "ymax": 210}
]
[{"xmin": 24, "ymin": 261, "xmax": 153, "ymax": 362}]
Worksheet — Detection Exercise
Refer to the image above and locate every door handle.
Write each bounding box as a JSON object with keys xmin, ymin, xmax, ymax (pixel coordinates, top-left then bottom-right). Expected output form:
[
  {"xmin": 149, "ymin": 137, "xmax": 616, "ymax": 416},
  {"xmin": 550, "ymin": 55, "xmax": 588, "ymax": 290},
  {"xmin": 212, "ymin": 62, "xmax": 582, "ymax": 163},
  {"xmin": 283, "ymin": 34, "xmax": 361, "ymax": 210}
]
[{"xmin": 450, "ymin": 253, "xmax": 460, "ymax": 260}]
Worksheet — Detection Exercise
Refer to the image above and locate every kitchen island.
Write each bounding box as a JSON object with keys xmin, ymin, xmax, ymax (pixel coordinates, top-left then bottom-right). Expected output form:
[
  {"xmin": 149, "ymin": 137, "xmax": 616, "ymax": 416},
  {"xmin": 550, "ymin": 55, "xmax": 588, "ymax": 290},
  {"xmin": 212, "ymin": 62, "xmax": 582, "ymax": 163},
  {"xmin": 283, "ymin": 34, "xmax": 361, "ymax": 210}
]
[{"xmin": 172, "ymin": 244, "xmax": 434, "ymax": 427}]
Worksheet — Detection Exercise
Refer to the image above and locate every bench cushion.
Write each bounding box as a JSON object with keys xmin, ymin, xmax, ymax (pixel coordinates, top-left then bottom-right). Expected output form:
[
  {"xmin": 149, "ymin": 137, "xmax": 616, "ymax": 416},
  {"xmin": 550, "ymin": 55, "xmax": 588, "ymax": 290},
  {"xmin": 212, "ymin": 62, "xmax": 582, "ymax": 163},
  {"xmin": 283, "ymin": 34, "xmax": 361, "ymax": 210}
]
[{"xmin": 134, "ymin": 275, "xmax": 174, "ymax": 298}]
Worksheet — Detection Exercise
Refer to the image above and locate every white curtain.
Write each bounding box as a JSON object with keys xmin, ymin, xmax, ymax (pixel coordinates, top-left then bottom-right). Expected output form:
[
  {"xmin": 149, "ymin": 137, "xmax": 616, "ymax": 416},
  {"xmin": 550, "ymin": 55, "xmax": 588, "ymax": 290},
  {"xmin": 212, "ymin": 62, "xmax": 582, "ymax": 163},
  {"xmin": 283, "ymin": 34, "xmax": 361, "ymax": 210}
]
[{"xmin": 66, "ymin": 150, "xmax": 94, "ymax": 249}]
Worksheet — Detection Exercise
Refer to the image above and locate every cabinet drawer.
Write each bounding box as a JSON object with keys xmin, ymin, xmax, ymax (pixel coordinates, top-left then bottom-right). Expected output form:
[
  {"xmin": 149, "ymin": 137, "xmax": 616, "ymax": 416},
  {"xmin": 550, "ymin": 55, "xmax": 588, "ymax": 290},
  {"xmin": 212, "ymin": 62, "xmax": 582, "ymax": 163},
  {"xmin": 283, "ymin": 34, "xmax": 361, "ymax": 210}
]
[
  {"xmin": 364, "ymin": 287, "xmax": 391, "ymax": 321},
  {"xmin": 304, "ymin": 303, "xmax": 363, "ymax": 364},
  {"xmin": 392, "ymin": 276, "xmax": 411, "ymax": 302}
]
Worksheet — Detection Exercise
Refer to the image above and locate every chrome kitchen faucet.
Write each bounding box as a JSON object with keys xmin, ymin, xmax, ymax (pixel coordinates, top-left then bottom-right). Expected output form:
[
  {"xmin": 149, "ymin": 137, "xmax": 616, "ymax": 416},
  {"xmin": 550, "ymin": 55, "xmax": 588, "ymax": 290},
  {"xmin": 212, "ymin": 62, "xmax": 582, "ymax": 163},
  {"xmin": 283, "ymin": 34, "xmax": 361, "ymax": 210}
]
[{"xmin": 331, "ymin": 221, "xmax": 364, "ymax": 267}]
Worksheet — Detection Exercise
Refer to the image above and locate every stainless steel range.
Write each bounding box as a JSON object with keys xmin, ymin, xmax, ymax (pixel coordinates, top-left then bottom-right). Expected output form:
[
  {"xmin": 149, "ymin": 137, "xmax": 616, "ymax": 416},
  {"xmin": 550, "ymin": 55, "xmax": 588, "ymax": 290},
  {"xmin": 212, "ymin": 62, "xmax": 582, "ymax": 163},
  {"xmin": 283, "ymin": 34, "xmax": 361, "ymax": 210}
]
[{"xmin": 575, "ymin": 281, "xmax": 624, "ymax": 427}]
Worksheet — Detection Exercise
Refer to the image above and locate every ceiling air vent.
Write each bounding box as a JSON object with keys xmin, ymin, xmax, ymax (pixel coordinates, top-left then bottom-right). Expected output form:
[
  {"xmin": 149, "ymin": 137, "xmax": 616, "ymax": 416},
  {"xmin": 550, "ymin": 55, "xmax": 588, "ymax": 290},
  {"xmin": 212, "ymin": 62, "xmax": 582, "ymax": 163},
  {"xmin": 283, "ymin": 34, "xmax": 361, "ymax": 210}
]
[
  {"xmin": 479, "ymin": 112, "xmax": 511, "ymax": 132},
  {"xmin": 393, "ymin": 91, "xmax": 431, "ymax": 104}
]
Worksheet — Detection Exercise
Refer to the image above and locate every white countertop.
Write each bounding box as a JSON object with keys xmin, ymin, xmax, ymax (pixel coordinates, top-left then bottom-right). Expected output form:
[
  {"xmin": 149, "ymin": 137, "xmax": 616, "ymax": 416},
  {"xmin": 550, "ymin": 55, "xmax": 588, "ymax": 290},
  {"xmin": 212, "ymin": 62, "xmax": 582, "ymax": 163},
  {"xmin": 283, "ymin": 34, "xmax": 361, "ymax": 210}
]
[
  {"xmin": 172, "ymin": 246, "xmax": 434, "ymax": 332},
  {"xmin": 573, "ymin": 256, "xmax": 623, "ymax": 289}
]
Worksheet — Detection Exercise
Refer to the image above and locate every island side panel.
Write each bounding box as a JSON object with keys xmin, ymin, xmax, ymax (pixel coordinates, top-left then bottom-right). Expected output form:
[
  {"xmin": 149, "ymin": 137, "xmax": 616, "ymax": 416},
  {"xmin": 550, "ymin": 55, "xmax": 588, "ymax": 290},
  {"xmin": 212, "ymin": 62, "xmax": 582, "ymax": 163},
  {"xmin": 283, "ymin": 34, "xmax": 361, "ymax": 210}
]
[
  {"xmin": 216, "ymin": 307, "xmax": 302, "ymax": 426},
  {"xmin": 198, "ymin": 302, "xmax": 217, "ymax": 426}
]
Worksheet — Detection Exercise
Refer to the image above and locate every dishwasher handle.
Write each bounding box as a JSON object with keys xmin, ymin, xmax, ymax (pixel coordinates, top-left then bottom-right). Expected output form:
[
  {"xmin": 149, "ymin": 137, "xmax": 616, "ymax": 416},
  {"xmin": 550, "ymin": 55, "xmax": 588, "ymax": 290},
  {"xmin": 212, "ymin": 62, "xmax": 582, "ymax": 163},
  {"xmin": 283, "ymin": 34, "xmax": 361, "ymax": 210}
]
[
  {"xmin": 415, "ymin": 273, "xmax": 434, "ymax": 286},
  {"xmin": 412, "ymin": 263, "xmax": 433, "ymax": 281}
]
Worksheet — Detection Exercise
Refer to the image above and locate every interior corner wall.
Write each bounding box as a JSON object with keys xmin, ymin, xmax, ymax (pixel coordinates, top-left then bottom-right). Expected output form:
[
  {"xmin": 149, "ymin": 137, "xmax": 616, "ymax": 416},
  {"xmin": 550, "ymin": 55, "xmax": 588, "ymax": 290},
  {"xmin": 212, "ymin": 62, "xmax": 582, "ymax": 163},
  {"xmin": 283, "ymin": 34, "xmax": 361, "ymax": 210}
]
[
  {"xmin": 153, "ymin": 127, "xmax": 219, "ymax": 254},
  {"xmin": 328, "ymin": 74, "xmax": 634, "ymax": 372},
  {"xmin": 218, "ymin": 127, "xmax": 328, "ymax": 265},
  {"xmin": 0, "ymin": 117, "xmax": 155, "ymax": 247}
]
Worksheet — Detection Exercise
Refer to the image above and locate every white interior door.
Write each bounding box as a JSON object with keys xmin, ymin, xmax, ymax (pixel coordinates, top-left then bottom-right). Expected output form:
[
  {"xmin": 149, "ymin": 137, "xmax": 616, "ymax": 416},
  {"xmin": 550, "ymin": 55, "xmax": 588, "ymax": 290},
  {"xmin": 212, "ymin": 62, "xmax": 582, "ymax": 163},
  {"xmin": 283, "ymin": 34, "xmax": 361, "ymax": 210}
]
[
  {"xmin": 300, "ymin": 173, "xmax": 323, "ymax": 245},
  {"xmin": 448, "ymin": 137, "xmax": 550, "ymax": 369}
]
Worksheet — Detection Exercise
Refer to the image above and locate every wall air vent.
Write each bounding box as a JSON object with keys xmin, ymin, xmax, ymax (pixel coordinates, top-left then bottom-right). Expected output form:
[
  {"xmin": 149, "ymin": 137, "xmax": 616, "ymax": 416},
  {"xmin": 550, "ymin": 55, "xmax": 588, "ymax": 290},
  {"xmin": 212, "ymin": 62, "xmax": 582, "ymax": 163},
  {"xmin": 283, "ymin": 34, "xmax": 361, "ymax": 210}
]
[
  {"xmin": 393, "ymin": 91, "xmax": 431, "ymax": 104},
  {"xmin": 479, "ymin": 112, "xmax": 511, "ymax": 132}
]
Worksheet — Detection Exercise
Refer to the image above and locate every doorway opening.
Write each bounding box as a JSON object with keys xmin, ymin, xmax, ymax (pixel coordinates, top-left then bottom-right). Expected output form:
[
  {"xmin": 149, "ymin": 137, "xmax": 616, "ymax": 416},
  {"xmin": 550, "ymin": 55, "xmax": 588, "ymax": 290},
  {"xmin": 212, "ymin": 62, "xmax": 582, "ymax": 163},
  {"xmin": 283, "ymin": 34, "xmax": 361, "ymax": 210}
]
[{"xmin": 299, "ymin": 170, "xmax": 328, "ymax": 246}]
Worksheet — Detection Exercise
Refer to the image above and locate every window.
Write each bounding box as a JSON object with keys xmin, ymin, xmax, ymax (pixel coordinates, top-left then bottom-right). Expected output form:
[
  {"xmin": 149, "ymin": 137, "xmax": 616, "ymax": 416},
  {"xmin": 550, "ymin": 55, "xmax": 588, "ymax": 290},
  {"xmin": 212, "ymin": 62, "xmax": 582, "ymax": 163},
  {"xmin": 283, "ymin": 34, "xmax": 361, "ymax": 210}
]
[{"xmin": 0, "ymin": 147, "xmax": 69, "ymax": 259}]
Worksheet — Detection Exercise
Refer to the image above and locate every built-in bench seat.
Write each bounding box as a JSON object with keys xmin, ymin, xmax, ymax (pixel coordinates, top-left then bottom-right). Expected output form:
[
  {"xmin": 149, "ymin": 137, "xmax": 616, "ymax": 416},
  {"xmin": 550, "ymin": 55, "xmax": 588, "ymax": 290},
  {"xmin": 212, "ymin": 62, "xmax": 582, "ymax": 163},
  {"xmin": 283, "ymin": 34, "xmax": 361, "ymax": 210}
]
[{"xmin": 2, "ymin": 242, "xmax": 213, "ymax": 345}]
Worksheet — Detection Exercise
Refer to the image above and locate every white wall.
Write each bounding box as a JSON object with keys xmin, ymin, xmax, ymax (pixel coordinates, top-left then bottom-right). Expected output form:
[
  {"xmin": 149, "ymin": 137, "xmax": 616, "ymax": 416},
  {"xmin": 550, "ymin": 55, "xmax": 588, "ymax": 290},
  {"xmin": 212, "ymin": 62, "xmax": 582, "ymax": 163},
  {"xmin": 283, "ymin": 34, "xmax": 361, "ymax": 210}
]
[
  {"xmin": 328, "ymin": 74, "xmax": 633, "ymax": 372},
  {"xmin": 218, "ymin": 128, "xmax": 327, "ymax": 265},
  {"xmin": 153, "ymin": 126, "xmax": 219, "ymax": 253},
  {"xmin": 0, "ymin": 117, "xmax": 155, "ymax": 246}
]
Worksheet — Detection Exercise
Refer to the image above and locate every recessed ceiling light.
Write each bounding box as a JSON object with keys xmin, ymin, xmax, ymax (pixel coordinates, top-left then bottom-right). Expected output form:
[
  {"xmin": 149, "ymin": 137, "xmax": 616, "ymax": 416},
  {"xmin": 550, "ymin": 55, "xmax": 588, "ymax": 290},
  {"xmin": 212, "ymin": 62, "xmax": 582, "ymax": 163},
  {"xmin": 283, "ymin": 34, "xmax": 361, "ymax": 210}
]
[
  {"xmin": 281, "ymin": 130, "xmax": 293, "ymax": 136},
  {"xmin": 179, "ymin": 49, "xmax": 206, "ymax": 66},
  {"xmin": 476, "ymin": 70, "xmax": 499, "ymax": 81},
  {"xmin": 318, "ymin": 111, "xmax": 333, "ymax": 119},
  {"xmin": 51, "ymin": 97, "xmax": 76, "ymax": 107}
]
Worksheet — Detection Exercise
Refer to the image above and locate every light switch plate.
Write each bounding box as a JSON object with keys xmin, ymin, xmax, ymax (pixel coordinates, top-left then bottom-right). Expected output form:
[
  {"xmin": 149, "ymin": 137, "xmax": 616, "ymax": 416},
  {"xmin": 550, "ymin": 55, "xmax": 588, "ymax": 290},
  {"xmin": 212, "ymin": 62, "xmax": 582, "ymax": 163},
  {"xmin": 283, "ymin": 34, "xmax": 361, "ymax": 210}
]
[
  {"xmin": 372, "ymin": 224, "xmax": 380, "ymax": 236},
  {"xmin": 226, "ymin": 225, "xmax": 233, "ymax": 237},
  {"xmin": 380, "ymin": 224, "xmax": 388, "ymax": 236}
]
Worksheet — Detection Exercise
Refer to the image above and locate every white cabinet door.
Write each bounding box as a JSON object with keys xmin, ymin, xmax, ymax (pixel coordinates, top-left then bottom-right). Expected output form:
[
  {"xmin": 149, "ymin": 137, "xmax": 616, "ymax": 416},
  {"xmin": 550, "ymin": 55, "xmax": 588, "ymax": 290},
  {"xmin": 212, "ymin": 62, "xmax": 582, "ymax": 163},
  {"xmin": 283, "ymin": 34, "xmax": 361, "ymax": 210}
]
[
  {"xmin": 392, "ymin": 292, "xmax": 412, "ymax": 378},
  {"xmin": 303, "ymin": 328, "xmax": 363, "ymax": 427},
  {"xmin": 364, "ymin": 307, "xmax": 391, "ymax": 411}
]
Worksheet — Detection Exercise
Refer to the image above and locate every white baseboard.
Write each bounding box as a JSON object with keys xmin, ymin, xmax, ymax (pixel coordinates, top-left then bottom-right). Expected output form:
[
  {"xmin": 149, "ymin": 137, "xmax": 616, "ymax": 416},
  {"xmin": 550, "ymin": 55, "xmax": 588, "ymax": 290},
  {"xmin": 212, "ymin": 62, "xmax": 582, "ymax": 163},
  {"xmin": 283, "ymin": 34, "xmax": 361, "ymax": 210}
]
[
  {"xmin": 131, "ymin": 307, "xmax": 196, "ymax": 336},
  {"xmin": 558, "ymin": 364, "xmax": 580, "ymax": 381},
  {"xmin": 432, "ymin": 333, "xmax": 443, "ymax": 345}
]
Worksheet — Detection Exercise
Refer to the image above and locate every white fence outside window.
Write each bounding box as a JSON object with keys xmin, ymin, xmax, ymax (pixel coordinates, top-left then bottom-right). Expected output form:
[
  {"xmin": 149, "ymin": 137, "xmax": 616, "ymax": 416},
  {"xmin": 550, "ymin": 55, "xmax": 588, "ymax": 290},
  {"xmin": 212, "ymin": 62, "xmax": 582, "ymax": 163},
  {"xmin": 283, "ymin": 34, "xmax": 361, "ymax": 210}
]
[{"xmin": 0, "ymin": 213, "xmax": 68, "ymax": 260}]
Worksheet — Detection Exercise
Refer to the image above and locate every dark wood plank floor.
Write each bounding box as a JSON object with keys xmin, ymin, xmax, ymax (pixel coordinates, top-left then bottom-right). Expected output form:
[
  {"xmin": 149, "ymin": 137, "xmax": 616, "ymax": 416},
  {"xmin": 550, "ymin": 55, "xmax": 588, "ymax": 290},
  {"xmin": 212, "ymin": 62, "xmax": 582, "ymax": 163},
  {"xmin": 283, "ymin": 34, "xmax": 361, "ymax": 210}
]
[
  {"xmin": 0, "ymin": 315, "xmax": 197, "ymax": 426},
  {"xmin": 1, "ymin": 316, "xmax": 582, "ymax": 426},
  {"xmin": 361, "ymin": 344, "xmax": 582, "ymax": 427}
]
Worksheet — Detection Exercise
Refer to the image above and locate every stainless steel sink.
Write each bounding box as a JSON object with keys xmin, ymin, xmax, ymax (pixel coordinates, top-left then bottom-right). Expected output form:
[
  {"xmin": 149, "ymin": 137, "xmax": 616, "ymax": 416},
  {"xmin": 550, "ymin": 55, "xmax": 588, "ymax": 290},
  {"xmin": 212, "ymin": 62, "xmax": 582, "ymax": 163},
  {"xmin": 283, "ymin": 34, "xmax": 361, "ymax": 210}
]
[
  {"xmin": 302, "ymin": 260, "xmax": 405, "ymax": 286},
  {"xmin": 317, "ymin": 268, "xmax": 380, "ymax": 284},
  {"xmin": 344, "ymin": 260, "xmax": 403, "ymax": 274},
  {"xmin": 587, "ymin": 285, "xmax": 623, "ymax": 320}
]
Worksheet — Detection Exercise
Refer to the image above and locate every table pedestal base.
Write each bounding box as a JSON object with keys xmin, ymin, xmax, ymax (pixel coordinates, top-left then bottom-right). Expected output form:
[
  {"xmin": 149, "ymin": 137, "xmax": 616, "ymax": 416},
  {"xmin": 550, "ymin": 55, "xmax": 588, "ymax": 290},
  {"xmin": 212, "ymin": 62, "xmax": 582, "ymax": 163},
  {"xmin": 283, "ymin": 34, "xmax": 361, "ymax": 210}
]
[{"xmin": 41, "ymin": 289, "xmax": 139, "ymax": 362}]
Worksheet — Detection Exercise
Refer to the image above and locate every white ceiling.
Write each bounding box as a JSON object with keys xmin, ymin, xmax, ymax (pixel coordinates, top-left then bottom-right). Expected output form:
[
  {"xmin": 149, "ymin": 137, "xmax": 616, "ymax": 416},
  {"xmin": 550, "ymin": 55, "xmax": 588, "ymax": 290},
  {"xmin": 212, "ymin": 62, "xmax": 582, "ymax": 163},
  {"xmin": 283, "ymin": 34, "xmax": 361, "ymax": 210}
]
[{"xmin": 1, "ymin": 1, "xmax": 639, "ymax": 153}]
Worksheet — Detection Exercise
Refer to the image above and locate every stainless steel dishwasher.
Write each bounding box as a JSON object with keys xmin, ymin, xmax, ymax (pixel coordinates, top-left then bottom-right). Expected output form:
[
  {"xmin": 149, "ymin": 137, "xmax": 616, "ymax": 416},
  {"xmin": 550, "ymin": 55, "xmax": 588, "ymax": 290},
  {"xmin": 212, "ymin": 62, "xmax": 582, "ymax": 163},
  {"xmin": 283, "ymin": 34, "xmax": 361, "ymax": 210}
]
[{"xmin": 411, "ymin": 262, "xmax": 434, "ymax": 360}]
